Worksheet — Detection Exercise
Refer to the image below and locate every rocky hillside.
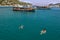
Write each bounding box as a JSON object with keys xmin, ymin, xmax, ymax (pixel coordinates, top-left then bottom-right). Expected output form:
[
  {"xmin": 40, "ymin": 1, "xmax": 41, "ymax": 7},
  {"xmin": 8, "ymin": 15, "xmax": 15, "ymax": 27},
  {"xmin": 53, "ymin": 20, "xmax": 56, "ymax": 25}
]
[
  {"xmin": 0, "ymin": 0, "xmax": 32, "ymax": 6},
  {"xmin": 49, "ymin": 3, "xmax": 60, "ymax": 7}
]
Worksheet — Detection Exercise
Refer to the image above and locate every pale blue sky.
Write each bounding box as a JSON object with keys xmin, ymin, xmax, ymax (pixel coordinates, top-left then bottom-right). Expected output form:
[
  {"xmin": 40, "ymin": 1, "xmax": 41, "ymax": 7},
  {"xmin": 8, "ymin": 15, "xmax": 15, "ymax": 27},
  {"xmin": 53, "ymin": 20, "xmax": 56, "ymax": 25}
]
[{"xmin": 19, "ymin": 0, "xmax": 60, "ymax": 6}]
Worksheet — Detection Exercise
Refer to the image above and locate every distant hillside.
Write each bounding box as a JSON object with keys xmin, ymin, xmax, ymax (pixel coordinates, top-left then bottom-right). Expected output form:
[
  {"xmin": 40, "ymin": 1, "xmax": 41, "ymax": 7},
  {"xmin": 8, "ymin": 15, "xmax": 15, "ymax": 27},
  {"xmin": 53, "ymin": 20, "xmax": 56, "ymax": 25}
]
[
  {"xmin": 0, "ymin": 0, "xmax": 32, "ymax": 6},
  {"xmin": 49, "ymin": 3, "xmax": 60, "ymax": 6},
  {"xmin": 48, "ymin": 3, "xmax": 60, "ymax": 7}
]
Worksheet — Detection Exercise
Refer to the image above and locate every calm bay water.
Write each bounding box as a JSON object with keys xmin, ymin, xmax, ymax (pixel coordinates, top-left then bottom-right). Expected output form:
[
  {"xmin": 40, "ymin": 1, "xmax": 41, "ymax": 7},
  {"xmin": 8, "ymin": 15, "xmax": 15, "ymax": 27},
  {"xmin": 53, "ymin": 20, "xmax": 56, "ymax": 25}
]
[{"xmin": 0, "ymin": 7, "xmax": 60, "ymax": 40}]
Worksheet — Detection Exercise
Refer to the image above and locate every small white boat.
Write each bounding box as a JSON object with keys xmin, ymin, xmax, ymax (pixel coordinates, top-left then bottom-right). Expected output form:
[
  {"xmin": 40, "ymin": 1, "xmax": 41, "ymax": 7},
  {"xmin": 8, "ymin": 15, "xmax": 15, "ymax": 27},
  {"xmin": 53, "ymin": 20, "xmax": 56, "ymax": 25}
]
[
  {"xmin": 19, "ymin": 25, "xmax": 24, "ymax": 29},
  {"xmin": 40, "ymin": 28, "xmax": 46, "ymax": 35}
]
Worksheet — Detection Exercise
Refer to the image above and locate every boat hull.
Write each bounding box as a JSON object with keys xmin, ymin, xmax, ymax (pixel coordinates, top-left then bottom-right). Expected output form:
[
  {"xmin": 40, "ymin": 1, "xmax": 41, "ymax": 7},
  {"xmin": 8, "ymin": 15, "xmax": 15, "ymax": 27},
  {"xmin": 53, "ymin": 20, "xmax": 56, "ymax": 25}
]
[{"xmin": 13, "ymin": 7, "xmax": 35, "ymax": 12}]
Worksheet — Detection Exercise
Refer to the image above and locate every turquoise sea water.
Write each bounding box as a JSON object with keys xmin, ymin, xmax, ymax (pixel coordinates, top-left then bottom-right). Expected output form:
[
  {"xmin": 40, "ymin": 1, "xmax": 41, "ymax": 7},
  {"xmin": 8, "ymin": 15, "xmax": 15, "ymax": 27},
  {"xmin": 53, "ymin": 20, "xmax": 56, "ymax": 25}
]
[{"xmin": 0, "ymin": 7, "xmax": 60, "ymax": 40}]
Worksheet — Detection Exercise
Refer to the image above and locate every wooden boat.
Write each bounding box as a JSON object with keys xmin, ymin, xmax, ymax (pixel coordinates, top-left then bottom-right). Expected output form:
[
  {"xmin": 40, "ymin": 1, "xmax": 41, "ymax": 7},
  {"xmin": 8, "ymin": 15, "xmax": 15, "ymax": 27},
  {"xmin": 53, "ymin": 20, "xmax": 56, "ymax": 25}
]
[{"xmin": 13, "ymin": 7, "xmax": 35, "ymax": 12}]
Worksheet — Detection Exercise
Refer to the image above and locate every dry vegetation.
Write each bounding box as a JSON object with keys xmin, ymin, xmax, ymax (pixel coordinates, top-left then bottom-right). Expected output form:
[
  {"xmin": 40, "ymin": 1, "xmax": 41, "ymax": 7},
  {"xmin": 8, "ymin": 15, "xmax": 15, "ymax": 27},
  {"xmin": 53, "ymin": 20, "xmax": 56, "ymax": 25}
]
[{"xmin": 0, "ymin": 0, "xmax": 32, "ymax": 6}]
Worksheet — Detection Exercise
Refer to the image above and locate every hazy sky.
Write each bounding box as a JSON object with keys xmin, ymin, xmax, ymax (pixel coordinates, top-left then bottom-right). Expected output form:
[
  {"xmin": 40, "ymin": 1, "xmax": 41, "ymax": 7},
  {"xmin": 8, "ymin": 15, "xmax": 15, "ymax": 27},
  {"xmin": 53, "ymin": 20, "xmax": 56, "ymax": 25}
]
[{"xmin": 19, "ymin": 0, "xmax": 60, "ymax": 6}]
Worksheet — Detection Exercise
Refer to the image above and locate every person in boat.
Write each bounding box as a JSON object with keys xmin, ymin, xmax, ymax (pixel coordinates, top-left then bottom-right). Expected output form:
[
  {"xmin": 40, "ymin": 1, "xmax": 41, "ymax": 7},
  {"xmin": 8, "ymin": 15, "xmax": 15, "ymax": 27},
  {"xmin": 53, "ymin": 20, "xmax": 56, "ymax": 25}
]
[
  {"xmin": 19, "ymin": 25, "xmax": 24, "ymax": 29},
  {"xmin": 40, "ymin": 28, "xmax": 46, "ymax": 35}
]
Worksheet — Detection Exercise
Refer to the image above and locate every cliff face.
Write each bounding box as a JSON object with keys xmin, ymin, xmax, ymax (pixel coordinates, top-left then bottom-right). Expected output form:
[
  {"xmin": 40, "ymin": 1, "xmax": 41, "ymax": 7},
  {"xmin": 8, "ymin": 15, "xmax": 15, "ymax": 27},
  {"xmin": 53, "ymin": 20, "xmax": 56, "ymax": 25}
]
[
  {"xmin": 49, "ymin": 3, "xmax": 60, "ymax": 7},
  {"xmin": 0, "ymin": 0, "xmax": 32, "ymax": 6}
]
